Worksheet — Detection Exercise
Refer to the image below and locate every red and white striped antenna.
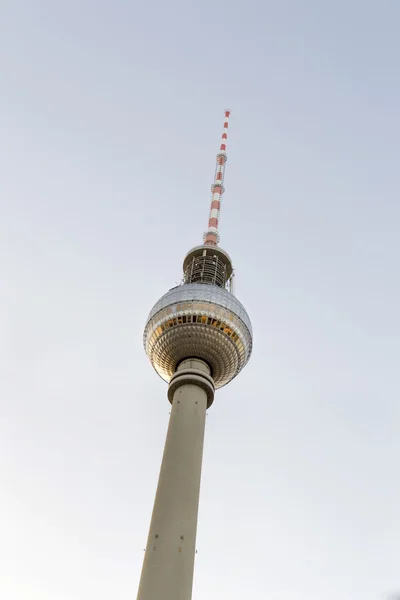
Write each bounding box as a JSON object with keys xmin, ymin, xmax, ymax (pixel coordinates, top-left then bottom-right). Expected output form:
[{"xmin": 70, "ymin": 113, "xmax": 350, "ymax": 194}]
[{"xmin": 203, "ymin": 109, "xmax": 231, "ymax": 246}]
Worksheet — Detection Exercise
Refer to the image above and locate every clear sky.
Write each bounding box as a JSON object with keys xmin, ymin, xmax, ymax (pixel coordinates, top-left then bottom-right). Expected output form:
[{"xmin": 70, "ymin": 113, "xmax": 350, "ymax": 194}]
[{"xmin": 1, "ymin": 1, "xmax": 399, "ymax": 599}]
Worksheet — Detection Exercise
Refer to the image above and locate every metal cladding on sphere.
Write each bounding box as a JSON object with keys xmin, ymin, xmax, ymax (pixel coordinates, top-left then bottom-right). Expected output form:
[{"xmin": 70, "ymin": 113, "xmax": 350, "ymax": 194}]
[{"xmin": 144, "ymin": 282, "xmax": 252, "ymax": 389}]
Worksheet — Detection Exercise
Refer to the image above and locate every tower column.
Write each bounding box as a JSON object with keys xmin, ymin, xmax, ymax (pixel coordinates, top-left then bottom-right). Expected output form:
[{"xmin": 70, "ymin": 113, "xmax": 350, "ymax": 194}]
[{"xmin": 136, "ymin": 359, "xmax": 215, "ymax": 600}]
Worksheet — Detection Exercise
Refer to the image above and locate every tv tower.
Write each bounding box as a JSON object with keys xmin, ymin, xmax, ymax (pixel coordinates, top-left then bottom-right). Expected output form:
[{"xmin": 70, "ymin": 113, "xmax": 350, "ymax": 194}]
[{"xmin": 138, "ymin": 110, "xmax": 253, "ymax": 600}]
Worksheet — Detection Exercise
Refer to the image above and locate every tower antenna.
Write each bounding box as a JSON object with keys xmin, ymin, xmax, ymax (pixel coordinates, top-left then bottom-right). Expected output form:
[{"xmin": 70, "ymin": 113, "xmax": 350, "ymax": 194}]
[{"xmin": 203, "ymin": 109, "xmax": 231, "ymax": 246}]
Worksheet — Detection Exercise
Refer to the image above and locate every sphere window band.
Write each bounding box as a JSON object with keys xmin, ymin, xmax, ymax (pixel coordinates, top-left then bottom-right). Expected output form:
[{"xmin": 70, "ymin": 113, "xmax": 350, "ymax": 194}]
[
  {"xmin": 148, "ymin": 312, "xmax": 245, "ymax": 352},
  {"xmin": 147, "ymin": 302, "xmax": 250, "ymax": 336},
  {"xmin": 147, "ymin": 305, "xmax": 247, "ymax": 350}
]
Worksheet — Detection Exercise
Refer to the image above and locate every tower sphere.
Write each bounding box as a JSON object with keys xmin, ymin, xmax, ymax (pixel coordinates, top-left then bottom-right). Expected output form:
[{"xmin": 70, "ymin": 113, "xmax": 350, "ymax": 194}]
[{"xmin": 143, "ymin": 277, "xmax": 252, "ymax": 390}]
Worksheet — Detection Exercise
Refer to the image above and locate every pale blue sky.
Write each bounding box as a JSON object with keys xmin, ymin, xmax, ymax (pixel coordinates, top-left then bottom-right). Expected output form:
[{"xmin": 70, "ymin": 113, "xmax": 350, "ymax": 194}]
[{"xmin": 1, "ymin": 1, "xmax": 399, "ymax": 599}]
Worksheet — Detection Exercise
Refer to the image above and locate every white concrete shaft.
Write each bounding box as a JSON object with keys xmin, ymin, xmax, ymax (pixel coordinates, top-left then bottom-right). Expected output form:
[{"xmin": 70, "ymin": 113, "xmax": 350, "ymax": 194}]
[{"xmin": 136, "ymin": 359, "xmax": 212, "ymax": 600}]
